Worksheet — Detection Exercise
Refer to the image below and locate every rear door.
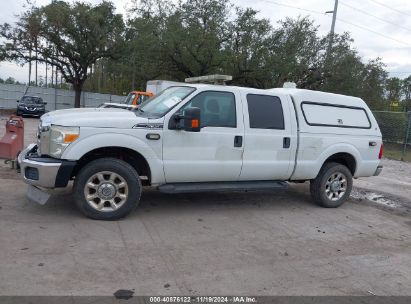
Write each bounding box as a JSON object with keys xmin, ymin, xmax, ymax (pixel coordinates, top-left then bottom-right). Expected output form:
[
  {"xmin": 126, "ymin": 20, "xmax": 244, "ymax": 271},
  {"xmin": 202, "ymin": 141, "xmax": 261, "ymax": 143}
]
[{"xmin": 239, "ymin": 92, "xmax": 295, "ymax": 180}]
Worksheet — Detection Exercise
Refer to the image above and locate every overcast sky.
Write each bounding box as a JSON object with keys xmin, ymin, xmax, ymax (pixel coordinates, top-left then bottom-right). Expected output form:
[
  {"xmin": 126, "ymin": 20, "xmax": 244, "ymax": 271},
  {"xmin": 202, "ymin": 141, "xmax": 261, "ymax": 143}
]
[{"xmin": 0, "ymin": 0, "xmax": 410, "ymax": 83}]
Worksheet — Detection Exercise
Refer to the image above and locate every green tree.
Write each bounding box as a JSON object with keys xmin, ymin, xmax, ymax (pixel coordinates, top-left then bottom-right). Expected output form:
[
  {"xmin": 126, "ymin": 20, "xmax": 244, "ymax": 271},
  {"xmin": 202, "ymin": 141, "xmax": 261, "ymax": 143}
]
[
  {"xmin": 386, "ymin": 77, "xmax": 402, "ymax": 101},
  {"xmin": 161, "ymin": 0, "xmax": 231, "ymax": 78},
  {"xmin": 402, "ymin": 76, "xmax": 411, "ymax": 100},
  {"xmin": 271, "ymin": 17, "xmax": 323, "ymax": 88},
  {"xmin": 225, "ymin": 8, "xmax": 273, "ymax": 88},
  {"xmin": 4, "ymin": 77, "xmax": 16, "ymax": 84},
  {"xmin": 90, "ymin": 0, "xmax": 391, "ymax": 107},
  {"xmin": 401, "ymin": 75, "xmax": 411, "ymax": 111},
  {"xmin": 358, "ymin": 59, "xmax": 388, "ymax": 110},
  {"xmin": 0, "ymin": 1, "xmax": 124, "ymax": 107},
  {"xmin": 43, "ymin": 0, "xmax": 393, "ymax": 108}
]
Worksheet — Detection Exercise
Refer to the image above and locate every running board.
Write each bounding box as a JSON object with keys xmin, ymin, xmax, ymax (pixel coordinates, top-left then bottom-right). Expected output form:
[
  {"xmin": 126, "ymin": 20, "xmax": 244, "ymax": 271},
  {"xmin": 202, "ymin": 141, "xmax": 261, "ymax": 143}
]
[{"xmin": 158, "ymin": 181, "xmax": 288, "ymax": 194}]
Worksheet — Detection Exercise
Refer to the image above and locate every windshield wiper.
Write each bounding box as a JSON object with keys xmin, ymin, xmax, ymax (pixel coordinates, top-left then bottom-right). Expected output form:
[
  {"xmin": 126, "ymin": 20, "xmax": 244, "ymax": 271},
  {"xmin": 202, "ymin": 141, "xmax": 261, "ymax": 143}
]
[{"xmin": 138, "ymin": 108, "xmax": 145, "ymax": 113}]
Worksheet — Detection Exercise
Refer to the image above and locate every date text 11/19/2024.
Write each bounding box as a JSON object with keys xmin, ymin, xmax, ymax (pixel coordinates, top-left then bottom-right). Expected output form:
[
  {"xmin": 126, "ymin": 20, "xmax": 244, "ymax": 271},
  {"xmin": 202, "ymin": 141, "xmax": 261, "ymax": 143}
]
[{"xmin": 149, "ymin": 296, "xmax": 257, "ymax": 303}]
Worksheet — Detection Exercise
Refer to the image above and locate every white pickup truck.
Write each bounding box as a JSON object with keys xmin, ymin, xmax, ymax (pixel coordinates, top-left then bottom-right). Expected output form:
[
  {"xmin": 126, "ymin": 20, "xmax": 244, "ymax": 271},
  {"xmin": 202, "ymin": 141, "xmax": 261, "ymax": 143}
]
[{"xmin": 18, "ymin": 84, "xmax": 383, "ymax": 220}]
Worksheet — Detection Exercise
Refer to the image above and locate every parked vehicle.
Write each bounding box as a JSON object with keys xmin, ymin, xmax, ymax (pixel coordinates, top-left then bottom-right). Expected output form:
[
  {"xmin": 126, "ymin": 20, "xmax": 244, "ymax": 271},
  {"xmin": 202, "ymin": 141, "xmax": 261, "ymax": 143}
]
[
  {"xmin": 17, "ymin": 84, "xmax": 383, "ymax": 220},
  {"xmin": 100, "ymin": 91, "xmax": 154, "ymax": 110},
  {"xmin": 101, "ymin": 81, "xmax": 185, "ymax": 111},
  {"xmin": 16, "ymin": 96, "xmax": 47, "ymax": 117}
]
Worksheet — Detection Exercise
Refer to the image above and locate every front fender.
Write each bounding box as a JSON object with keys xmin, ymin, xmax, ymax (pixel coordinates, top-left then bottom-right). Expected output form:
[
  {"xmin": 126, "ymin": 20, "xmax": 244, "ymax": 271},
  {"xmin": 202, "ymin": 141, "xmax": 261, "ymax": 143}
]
[{"xmin": 62, "ymin": 132, "xmax": 165, "ymax": 184}]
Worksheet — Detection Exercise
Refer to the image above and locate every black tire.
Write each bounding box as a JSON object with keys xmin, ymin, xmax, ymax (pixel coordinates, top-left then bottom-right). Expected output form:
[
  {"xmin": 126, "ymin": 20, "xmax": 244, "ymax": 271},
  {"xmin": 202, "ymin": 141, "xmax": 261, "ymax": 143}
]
[
  {"xmin": 73, "ymin": 158, "xmax": 142, "ymax": 220},
  {"xmin": 310, "ymin": 162, "xmax": 353, "ymax": 208}
]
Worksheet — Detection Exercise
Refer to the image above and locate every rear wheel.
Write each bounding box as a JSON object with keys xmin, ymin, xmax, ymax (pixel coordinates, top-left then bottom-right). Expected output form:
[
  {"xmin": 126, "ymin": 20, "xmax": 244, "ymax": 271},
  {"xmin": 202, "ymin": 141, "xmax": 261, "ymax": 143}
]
[
  {"xmin": 73, "ymin": 158, "xmax": 142, "ymax": 220},
  {"xmin": 310, "ymin": 162, "xmax": 353, "ymax": 208}
]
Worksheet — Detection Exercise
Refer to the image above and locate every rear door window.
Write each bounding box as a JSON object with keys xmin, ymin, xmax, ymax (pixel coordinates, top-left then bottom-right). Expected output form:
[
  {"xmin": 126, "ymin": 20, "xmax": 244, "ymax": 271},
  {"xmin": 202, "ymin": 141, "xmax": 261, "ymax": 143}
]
[{"xmin": 247, "ymin": 94, "xmax": 285, "ymax": 129}]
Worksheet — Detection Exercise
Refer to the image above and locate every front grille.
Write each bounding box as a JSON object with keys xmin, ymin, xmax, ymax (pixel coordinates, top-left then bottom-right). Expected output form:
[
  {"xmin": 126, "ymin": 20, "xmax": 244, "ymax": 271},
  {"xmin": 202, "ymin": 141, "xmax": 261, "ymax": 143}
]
[{"xmin": 25, "ymin": 167, "xmax": 39, "ymax": 180}]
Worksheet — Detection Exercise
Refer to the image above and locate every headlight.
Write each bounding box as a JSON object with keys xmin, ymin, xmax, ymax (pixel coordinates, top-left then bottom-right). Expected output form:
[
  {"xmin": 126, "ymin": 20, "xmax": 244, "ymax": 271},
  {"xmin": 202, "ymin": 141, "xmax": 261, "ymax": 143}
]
[{"xmin": 49, "ymin": 125, "xmax": 80, "ymax": 158}]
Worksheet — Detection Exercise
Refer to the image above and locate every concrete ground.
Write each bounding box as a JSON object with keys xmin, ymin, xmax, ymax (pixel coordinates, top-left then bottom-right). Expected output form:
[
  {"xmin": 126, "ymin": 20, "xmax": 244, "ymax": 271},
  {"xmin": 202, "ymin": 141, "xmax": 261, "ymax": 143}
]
[
  {"xmin": 0, "ymin": 117, "xmax": 410, "ymax": 296},
  {"xmin": 355, "ymin": 158, "xmax": 411, "ymax": 204}
]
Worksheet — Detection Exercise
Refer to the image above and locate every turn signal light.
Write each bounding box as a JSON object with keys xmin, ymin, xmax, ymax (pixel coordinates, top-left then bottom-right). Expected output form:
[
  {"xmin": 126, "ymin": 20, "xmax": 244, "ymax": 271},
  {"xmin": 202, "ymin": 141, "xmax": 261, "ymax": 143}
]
[
  {"xmin": 64, "ymin": 134, "xmax": 79, "ymax": 143},
  {"xmin": 191, "ymin": 119, "xmax": 199, "ymax": 128}
]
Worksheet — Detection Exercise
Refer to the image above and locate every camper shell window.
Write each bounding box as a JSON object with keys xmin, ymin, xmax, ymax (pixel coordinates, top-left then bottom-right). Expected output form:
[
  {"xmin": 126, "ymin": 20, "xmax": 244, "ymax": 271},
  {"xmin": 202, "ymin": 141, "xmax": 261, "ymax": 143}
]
[{"xmin": 301, "ymin": 101, "xmax": 371, "ymax": 129}]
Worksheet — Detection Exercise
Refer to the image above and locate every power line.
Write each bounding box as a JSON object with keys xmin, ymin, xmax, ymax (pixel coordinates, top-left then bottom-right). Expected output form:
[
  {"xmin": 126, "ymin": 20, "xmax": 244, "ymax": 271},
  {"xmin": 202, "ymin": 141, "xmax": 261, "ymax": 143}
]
[
  {"xmin": 340, "ymin": 1, "xmax": 411, "ymax": 33},
  {"xmin": 256, "ymin": 0, "xmax": 325, "ymax": 16},
  {"xmin": 336, "ymin": 17, "xmax": 411, "ymax": 47},
  {"xmin": 257, "ymin": 0, "xmax": 411, "ymax": 47},
  {"xmin": 367, "ymin": 0, "xmax": 411, "ymax": 18}
]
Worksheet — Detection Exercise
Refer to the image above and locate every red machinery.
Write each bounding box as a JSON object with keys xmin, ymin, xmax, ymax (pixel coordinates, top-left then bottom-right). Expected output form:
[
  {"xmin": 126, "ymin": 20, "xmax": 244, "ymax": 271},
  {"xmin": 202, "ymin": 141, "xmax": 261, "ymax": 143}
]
[{"xmin": 0, "ymin": 115, "xmax": 24, "ymax": 161}]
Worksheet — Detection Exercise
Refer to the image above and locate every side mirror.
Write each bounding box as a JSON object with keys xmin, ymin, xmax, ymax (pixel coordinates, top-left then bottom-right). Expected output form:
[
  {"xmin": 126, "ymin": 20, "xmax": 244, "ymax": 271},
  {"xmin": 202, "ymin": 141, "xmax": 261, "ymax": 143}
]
[
  {"xmin": 169, "ymin": 107, "xmax": 201, "ymax": 131},
  {"xmin": 43, "ymin": 102, "xmax": 47, "ymax": 105},
  {"xmin": 16, "ymin": 100, "xmax": 19, "ymax": 103},
  {"xmin": 183, "ymin": 107, "xmax": 201, "ymax": 132}
]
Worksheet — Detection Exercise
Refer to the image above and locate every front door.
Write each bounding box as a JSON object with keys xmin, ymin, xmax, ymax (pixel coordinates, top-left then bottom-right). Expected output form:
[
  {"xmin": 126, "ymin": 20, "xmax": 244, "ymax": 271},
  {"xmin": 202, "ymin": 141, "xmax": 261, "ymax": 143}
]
[{"xmin": 162, "ymin": 89, "xmax": 244, "ymax": 183}]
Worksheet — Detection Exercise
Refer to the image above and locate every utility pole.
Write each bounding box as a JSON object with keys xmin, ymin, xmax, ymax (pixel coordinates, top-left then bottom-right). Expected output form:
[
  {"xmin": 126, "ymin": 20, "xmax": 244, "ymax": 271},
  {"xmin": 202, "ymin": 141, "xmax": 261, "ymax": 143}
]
[
  {"xmin": 28, "ymin": 48, "xmax": 32, "ymax": 85},
  {"xmin": 326, "ymin": 0, "xmax": 339, "ymax": 57},
  {"xmin": 45, "ymin": 62, "xmax": 48, "ymax": 87}
]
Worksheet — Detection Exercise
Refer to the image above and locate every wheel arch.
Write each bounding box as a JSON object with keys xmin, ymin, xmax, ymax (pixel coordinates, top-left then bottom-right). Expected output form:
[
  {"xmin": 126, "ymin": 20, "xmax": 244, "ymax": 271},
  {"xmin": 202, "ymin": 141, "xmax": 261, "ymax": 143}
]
[
  {"xmin": 314, "ymin": 144, "xmax": 360, "ymax": 178},
  {"xmin": 72, "ymin": 146, "xmax": 152, "ymax": 185},
  {"xmin": 62, "ymin": 133, "xmax": 165, "ymax": 185},
  {"xmin": 322, "ymin": 152, "xmax": 357, "ymax": 176}
]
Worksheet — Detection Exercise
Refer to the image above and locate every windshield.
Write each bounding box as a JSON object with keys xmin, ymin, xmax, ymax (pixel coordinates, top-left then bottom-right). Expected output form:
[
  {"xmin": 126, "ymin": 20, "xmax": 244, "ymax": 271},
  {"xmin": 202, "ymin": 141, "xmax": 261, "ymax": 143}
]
[
  {"xmin": 21, "ymin": 96, "xmax": 43, "ymax": 104},
  {"xmin": 123, "ymin": 93, "xmax": 135, "ymax": 105},
  {"xmin": 137, "ymin": 86, "xmax": 195, "ymax": 118}
]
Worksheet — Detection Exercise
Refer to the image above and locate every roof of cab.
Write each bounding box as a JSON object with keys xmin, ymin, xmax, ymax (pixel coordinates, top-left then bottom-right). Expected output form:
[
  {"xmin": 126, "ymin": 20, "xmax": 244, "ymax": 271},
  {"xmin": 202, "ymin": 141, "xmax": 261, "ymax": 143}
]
[{"xmin": 173, "ymin": 83, "xmax": 367, "ymax": 107}]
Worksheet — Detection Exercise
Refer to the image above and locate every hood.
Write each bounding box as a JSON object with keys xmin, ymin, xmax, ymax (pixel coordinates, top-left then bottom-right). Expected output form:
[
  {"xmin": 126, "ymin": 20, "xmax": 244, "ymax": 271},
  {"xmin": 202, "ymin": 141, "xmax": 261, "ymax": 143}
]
[{"xmin": 41, "ymin": 107, "xmax": 148, "ymax": 128}]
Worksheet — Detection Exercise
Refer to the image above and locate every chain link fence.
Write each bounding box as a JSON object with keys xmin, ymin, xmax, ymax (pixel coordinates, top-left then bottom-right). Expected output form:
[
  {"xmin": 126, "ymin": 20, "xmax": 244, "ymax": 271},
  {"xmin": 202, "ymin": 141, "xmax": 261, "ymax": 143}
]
[
  {"xmin": 0, "ymin": 83, "xmax": 124, "ymax": 111},
  {"xmin": 373, "ymin": 111, "xmax": 411, "ymax": 161}
]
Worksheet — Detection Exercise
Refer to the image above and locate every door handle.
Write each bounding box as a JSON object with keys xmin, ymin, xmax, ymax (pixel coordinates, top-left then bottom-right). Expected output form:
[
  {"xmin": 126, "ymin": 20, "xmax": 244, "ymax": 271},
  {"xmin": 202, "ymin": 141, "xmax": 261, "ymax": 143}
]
[
  {"xmin": 234, "ymin": 135, "xmax": 243, "ymax": 147},
  {"xmin": 283, "ymin": 137, "xmax": 290, "ymax": 148}
]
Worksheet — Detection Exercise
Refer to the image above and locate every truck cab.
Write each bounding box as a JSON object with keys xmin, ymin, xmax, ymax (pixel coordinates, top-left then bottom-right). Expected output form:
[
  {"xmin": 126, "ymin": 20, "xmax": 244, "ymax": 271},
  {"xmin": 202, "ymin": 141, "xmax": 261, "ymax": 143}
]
[{"xmin": 18, "ymin": 84, "xmax": 383, "ymax": 220}]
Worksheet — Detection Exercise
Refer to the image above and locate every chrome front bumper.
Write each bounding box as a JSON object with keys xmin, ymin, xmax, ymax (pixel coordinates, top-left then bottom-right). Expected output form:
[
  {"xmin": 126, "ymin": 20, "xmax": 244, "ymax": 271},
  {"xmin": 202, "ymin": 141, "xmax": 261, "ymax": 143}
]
[{"xmin": 17, "ymin": 143, "xmax": 76, "ymax": 188}]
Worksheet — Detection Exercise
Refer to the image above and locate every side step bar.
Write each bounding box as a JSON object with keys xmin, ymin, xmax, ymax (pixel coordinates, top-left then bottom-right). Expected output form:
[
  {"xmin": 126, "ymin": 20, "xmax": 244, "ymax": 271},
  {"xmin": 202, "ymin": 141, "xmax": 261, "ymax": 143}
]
[{"xmin": 158, "ymin": 181, "xmax": 288, "ymax": 194}]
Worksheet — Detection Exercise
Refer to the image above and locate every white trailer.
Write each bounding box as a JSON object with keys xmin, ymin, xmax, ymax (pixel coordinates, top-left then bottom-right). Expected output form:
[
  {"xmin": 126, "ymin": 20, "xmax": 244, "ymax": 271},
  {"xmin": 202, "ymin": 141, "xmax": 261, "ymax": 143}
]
[{"xmin": 146, "ymin": 80, "xmax": 183, "ymax": 95}]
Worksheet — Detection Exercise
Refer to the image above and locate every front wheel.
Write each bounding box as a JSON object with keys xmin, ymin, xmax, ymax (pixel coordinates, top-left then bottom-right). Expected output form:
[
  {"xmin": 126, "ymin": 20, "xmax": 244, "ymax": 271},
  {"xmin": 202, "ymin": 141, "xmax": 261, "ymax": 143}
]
[
  {"xmin": 73, "ymin": 158, "xmax": 142, "ymax": 220},
  {"xmin": 310, "ymin": 162, "xmax": 353, "ymax": 208}
]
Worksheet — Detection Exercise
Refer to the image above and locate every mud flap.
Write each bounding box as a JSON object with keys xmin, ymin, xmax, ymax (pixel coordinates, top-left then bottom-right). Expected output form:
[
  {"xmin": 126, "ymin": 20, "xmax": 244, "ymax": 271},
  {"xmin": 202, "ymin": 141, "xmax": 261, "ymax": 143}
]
[{"xmin": 26, "ymin": 185, "xmax": 51, "ymax": 205}]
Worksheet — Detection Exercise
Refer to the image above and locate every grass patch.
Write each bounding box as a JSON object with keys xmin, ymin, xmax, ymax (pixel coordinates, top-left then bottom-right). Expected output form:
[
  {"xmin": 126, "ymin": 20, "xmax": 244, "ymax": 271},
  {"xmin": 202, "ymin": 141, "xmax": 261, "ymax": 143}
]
[{"xmin": 383, "ymin": 142, "xmax": 411, "ymax": 162}]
